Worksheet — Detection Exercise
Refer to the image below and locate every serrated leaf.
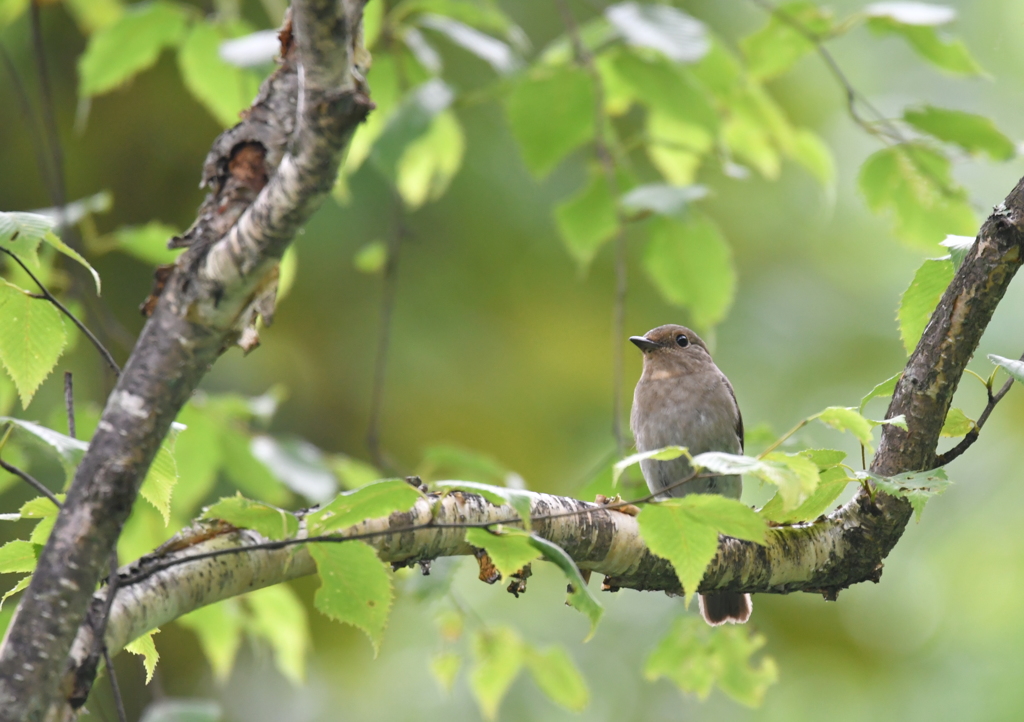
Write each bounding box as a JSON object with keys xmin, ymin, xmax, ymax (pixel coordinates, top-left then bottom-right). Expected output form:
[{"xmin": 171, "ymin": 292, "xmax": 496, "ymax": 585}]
[
  {"xmin": 113, "ymin": 222, "xmax": 182, "ymax": 265},
  {"xmin": 898, "ymin": 257, "xmax": 954, "ymax": 354},
  {"xmin": 760, "ymin": 465, "xmax": 851, "ymax": 523},
  {"xmin": 469, "ymin": 627, "xmax": 524, "ymax": 720},
  {"xmin": 643, "ymin": 215, "xmax": 736, "ymax": 330},
  {"xmin": 0, "ymin": 575, "xmax": 31, "ymax": 610},
  {"xmin": 758, "ymin": 452, "xmax": 821, "ymax": 510},
  {"xmin": 940, "ymin": 407, "xmax": 974, "ymax": 437},
  {"xmin": 245, "ymin": 584, "xmax": 309, "ymax": 684},
  {"xmin": 250, "ymin": 434, "xmax": 337, "ymax": 503},
  {"xmin": 528, "ymin": 535, "xmax": 603, "ymax": 638},
  {"xmin": 125, "ymin": 628, "xmax": 160, "ymax": 684},
  {"xmin": 867, "ymin": 15, "xmax": 984, "ymax": 76},
  {"xmin": 638, "ymin": 496, "xmax": 765, "ymax": 604},
  {"xmin": 430, "ymin": 651, "xmax": 461, "ymax": 695},
  {"xmin": 505, "ymin": 65, "xmax": 595, "ymax": 177},
  {"xmin": 621, "ymin": 184, "xmax": 707, "ymax": 220},
  {"xmin": 310, "ymin": 541, "xmax": 393, "ymax": 655},
  {"xmin": 867, "ymin": 468, "xmax": 951, "ymax": 520},
  {"xmin": 605, "ymin": 2, "xmax": 709, "ymax": 63},
  {"xmin": 859, "ymin": 144, "xmax": 976, "ymax": 249},
  {"xmin": 396, "ymin": 110, "xmax": 465, "ymax": 209},
  {"xmin": 201, "ymin": 494, "xmax": 298, "ymax": 540},
  {"xmin": 0, "ymin": 281, "xmax": 68, "ymax": 408},
  {"xmin": 614, "ymin": 445, "xmax": 690, "ymax": 484},
  {"xmin": 989, "ymin": 354, "xmax": 1024, "ymax": 384},
  {"xmin": 371, "ymin": 79, "xmax": 454, "ymax": 180},
  {"xmin": 178, "ymin": 600, "xmax": 244, "ymax": 681},
  {"xmin": 741, "ymin": 1, "xmax": 832, "ymax": 80},
  {"xmin": 139, "ymin": 441, "xmax": 177, "ymax": 525},
  {"xmin": 465, "ymin": 527, "xmax": 538, "ymax": 579},
  {"xmin": 19, "ymin": 495, "xmax": 61, "ymax": 518},
  {"xmin": 419, "ymin": 15, "xmax": 519, "ymax": 74},
  {"xmin": 554, "ymin": 170, "xmax": 618, "ymax": 268},
  {"xmin": 904, "ymin": 106, "xmax": 1014, "ymax": 161},
  {"xmin": 178, "ymin": 22, "xmax": 263, "ymax": 127},
  {"xmin": 814, "ymin": 406, "xmax": 875, "ymax": 446},
  {"xmin": 860, "ymin": 371, "xmax": 902, "ymax": 411},
  {"xmin": 29, "ymin": 515, "xmax": 57, "ymax": 546},
  {"xmin": 940, "ymin": 234, "xmax": 974, "ymax": 268},
  {"xmin": 800, "ymin": 449, "xmax": 847, "ymax": 470},
  {"xmin": 307, "ymin": 479, "xmax": 420, "ymax": 535},
  {"xmin": 79, "ymin": 0, "xmax": 190, "ymax": 96},
  {"xmin": 525, "ymin": 645, "xmax": 589, "ymax": 712},
  {"xmin": 0, "ymin": 539, "xmax": 40, "ymax": 573},
  {"xmin": 645, "ymin": 616, "xmax": 778, "ymax": 706},
  {"xmin": 353, "ymin": 241, "xmax": 388, "ymax": 274}
]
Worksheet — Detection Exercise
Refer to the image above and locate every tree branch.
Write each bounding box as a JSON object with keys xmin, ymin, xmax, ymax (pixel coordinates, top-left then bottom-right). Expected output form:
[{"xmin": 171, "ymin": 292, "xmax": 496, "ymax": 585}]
[{"xmin": 0, "ymin": 3, "xmax": 372, "ymax": 719}]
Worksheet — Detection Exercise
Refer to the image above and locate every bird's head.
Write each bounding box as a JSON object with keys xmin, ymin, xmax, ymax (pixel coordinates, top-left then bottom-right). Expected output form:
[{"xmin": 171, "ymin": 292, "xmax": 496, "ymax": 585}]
[{"xmin": 629, "ymin": 324, "xmax": 713, "ymax": 377}]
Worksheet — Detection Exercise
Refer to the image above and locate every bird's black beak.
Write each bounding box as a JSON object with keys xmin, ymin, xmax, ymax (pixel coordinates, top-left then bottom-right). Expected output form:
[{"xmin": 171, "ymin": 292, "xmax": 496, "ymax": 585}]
[{"xmin": 630, "ymin": 336, "xmax": 661, "ymax": 352}]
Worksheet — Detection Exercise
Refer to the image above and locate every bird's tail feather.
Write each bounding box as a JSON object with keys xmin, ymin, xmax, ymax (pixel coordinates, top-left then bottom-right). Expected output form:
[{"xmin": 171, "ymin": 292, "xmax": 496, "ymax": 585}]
[{"xmin": 699, "ymin": 592, "xmax": 752, "ymax": 626}]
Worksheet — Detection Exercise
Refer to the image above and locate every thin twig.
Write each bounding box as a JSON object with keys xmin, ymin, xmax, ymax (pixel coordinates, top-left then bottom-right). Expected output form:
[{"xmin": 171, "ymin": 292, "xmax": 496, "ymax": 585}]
[
  {"xmin": 366, "ymin": 196, "xmax": 406, "ymax": 472},
  {"xmin": 555, "ymin": 0, "xmax": 629, "ymax": 454},
  {"xmin": 64, "ymin": 371, "xmax": 76, "ymax": 440},
  {"xmin": 0, "ymin": 458, "xmax": 61, "ymax": 508},
  {"xmin": 935, "ymin": 352, "xmax": 1023, "ymax": 466},
  {"xmin": 101, "ymin": 648, "xmax": 127, "ymax": 722},
  {"xmin": 0, "ymin": 247, "xmax": 121, "ymax": 375}
]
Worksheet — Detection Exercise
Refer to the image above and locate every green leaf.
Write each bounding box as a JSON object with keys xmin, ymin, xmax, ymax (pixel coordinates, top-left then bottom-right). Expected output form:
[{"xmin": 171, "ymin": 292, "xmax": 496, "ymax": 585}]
[
  {"xmin": 860, "ymin": 371, "xmax": 902, "ymax": 411},
  {"xmin": 354, "ymin": 241, "xmax": 388, "ymax": 274},
  {"xmin": 64, "ymin": 0, "xmax": 124, "ymax": 33},
  {"xmin": 814, "ymin": 406, "xmax": 875, "ymax": 446},
  {"xmin": 79, "ymin": 0, "xmax": 190, "ymax": 97},
  {"xmin": 328, "ymin": 454, "xmax": 383, "ymax": 490},
  {"xmin": 612, "ymin": 51, "xmax": 717, "ymax": 131},
  {"xmin": 19, "ymin": 495, "xmax": 61, "ymax": 518},
  {"xmin": 859, "ymin": 144, "xmax": 976, "ymax": 250},
  {"xmin": 418, "ymin": 15, "xmax": 519, "ymax": 74},
  {"xmin": 0, "ymin": 280, "xmax": 68, "ymax": 408},
  {"xmin": 867, "ymin": 17, "xmax": 984, "ymax": 76},
  {"xmin": 432, "ymin": 480, "xmax": 534, "ymax": 530},
  {"xmin": 29, "ymin": 515, "xmax": 57, "ymax": 546},
  {"xmin": 525, "ymin": 644, "xmax": 589, "ymax": 712},
  {"xmin": 790, "ymin": 128, "xmax": 836, "ymax": 188},
  {"xmin": 139, "ymin": 440, "xmax": 177, "ymax": 525},
  {"xmin": 696, "ymin": 451, "xmax": 819, "ymax": 511},
  {"xmin": 989, "ymin": 354, "xmax": 1024, "ymax": 384},
  {"xmin": 396, "ymin": 110, "xmax": 466, "ymax": 209},
  {"xmin": 613, "ymin": 445, "xmax": 690, "ymax": 484},
  {"xmin": 0, "ymin": 418, "xmax": 87, "ymax": 478},
  {"xmin": 554, "ymin": 169, "xmax": 618, "ymax": 268},
  {"xmin": 125, "ymin": 628, "xmax": 161, "ymax": 684},
  {"xmin": 800, "ymin": 448, "xmax": 847, "ymax": 470},
  {"xmin": 430, "ymin": 651, "xmax": 461, "ymax": 695},
  {"xmin": 0, "ymin": 540, "xmax": 40, "ymax": 574},
  {"xmin": 307, "ymin": 479, "xmax": 421, "ymax": 535},
  {"xmin": 309, "ymin": 541, "xmax": 393, "ymax": 655},
  {"xmin": 645, "ymin": 616, "xmax": 778, "ymax": 707},
  {"xmin": 469, "ymin": 627, "xmax": 524, "ymax": 720},
  {"xmin": 604, "ymin": 2, "xmax": 709, "ymax": 63},
  {"xmin": 643, "ymin": 215, "xmax": 736, "ymax": 330},
  {"xmin": 741, "ymin": 1, "xmax": 831, "ymax": 80},
  {"xmin": 249, "ymin": 434, "xmax": 337, "ymax": 502},
  {"xmin": 178, "ymin": 22, "xmax": 263, "ymax": 127},
  {"xmin": 245, "ymin": 584, "xmax": 310, "ymax": 684},
  {"xmin": 722, "ymin": 110, "xmax": 780, "ymax": 179},
  {"xmin": 621, "ymin": 184, "xmax": 707, "ymax": 220},
  {"xmin": 528, "ymin": 535, "xmax": 604, "ymax": 638},
  {"xmin": 638, "ymin": 496, "xmax": 765, "ymax": 604},
  {"xmin": 178, "ymin": 600, "xmax": 244, "ymax": 681},
  {"xmin": 940, "ymin": 234, "xmax": 974, "ymax": 268},
  {"xmin": 940, "ymin": 407, "xmax": 975, "ymax": 437},
  {"xmin": 465, "ymin": 527, "xmax": 539, "ymax": 579},
  {"xmin": 170, "ymin": 403, "xmax": 222, "ymax": 516},
  {"xmin": 220, "ymin": 426, "xmax": 291, "ymax": 506},
  {"xmin": 866, "ymin": 468, "xmax": 951, "ymax": 520},
  {"xmin": 645, "ymin": 111, "xmax": 712, "ymax": 186},
  {"xmin": 0, "ymin": 575, "xmax": 31, "ymax": 611},
  {"xmin": 371, "ymin": 79, "xmax": 454, "ymax": 180},
  {"xmin": 419, "ymin": 444, "xmax": 516, "ymax": 487},
  {"xmin": 898, "ymin": 257, "xmax": 954, "ymax": 354},
  {"xmin": 41, "ymin": 232, "xmax": 102, "ymax": 295},
  {"xmin": 904, "ymin": 106, "xmax": 1015, "ymax": 161},
  {"xmin": 0, "ymin": 211, "xmax": 54, "ymax": 269},
  {"xmin": 201, "ymin": 494, "xmax": 298, "ymax": 540},
  {"xmin": 760, "ymin": 465, "xmax": 851, "ymax": 523},
  {"xmin": 505, "ymin": 65, "xmax": 595, "ymax": 177},
  {"xmin": 340, "ymin": 53, "xmax": 400, "ymax": 180},
  {"xmin": 113, "ymin": 222, "xmax": 182, "ymax": 265}
]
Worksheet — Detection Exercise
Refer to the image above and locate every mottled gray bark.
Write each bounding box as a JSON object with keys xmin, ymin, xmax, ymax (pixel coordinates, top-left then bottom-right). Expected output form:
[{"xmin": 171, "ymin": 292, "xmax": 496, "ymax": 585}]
[{"xmin": 0, "ymin": 2, "xmax": 372, "ymax": 720}]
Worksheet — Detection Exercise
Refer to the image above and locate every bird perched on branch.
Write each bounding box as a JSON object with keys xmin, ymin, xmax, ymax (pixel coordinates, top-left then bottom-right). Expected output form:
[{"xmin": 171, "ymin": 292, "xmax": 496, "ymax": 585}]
[{"xmin": 629, "ymin": 324, "xmax": 751, "ymax": 625}]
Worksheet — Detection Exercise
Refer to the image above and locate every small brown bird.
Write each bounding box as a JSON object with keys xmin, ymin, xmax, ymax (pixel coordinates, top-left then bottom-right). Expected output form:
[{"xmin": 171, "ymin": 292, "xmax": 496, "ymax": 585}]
[{"xmin": 629, "ymin": 324, "xmax": 751, "ymax": 625}]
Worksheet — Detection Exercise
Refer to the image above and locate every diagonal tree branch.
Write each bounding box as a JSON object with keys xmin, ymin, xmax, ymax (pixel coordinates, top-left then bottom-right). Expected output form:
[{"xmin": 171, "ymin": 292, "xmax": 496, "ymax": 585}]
[{"xmin": 0, "ymin": 3, "xmax": 373, "ymax": 719}]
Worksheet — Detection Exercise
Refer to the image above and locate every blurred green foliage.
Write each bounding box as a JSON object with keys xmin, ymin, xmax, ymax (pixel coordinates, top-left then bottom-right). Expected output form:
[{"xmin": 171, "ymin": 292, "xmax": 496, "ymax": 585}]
[{"xmin": 1, "ymin": 0, "xmax": 1024, "ymax": 720}]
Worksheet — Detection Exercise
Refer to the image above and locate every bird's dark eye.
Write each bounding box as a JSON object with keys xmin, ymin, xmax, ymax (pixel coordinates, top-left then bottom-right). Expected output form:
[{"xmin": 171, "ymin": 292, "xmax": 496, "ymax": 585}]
[{"xmin": 676, "ymin": 334, "xmax": 689, "ymax": 348}]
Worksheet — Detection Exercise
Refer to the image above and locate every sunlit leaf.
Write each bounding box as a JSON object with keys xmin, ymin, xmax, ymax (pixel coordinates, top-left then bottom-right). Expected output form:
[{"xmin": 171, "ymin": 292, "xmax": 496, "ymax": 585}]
[
  {"xmin": 860, "ymin": 371, "xmax": 902, "ymax": 411},
  {"xmin": 814, "ymin": 406, "xmax": 875, "ymax": 446},
  {"xmin": 39, "ymin": 232, "xmax": 102, "ymax": 295},
  {"xmin": 605, "ymin": 2, "xmax": 709, "ymax": 63},
  {"xmin": 0, "ymin": 575, "xmax": 31, "ymax": 610},
  {"xmin": 396, "ymin": 110, "xmax": 465, "ymax": 209},
  {"xmin": 371, "ymin": 79, "xmax": 455, "ymax": 179},
  {"xmin": 310, "ymin": 541, "xmax": 393, "ymax": 655},
  {"xmin": 469, "ymin": 627, "xmax": 524, "ymax": 720},
  {"xmin": 353, "ymin": 241, "xmax": 388, "ymax": 274},
  {"xmin": 525, "ymin": 645, "xmax": 589, "ymax": 711},
  {"xmin": 0, "ymin": 539, "xmax": 40, "ymax": 574},
  {"xmin": 989, "ymin": 354, "xmax": 1024, "ymax": 385},
  {"xmin": 139, "ymin": 441, "xmax": 178, "ymax": 525},
  {"xmin": 940, "ymin": 234, "xmax": 974, "ymax": 268},
  {"xmin": 554, "ymin": 169, "xmax": 618, "ymax": 268},
  {"xmin": 867, "ymin": 13, "xmax": 984, "ymax": 76},
  {"xmin": 79, "ymin": 0, "xmax": 190, "ymax": 96},
  {"xmin": 178, "ymin": 22, "xmax": 264, "ymax": 127},
  {"xmin": 64, "ymin": 0, "xmax": 124, "ymax": 33},
  {"xmin": 904, "ymin": 106, "xmax": 1015, "ymax": 161},
  {"xmin": 612, "ymin": 51, "xmax": 717, "ymax": 131},
  {"xmin": 465, "ymin": 527, "xmax": 539, "ymax": 579},
  {"xmin": 125, "ymin": 628, "xmax": 161, "ymax": 684},
  {"xmin": 308, "ymin": 479, "xmax": 421, "ymax": 536},
  {"xmin": 113, "ymin": 222, "xmax": 182, "ymax": 265},
  {"xmin": 645, "ymin": 111, "xmax": 711, "ymax": 186},
  {"xmin": 328, "ymin": 454, "xmax": 383, "ymax": 490},
  {"xmin": 645, "ymin": 616, "xmax": 778, "ymax": 706},
  {"xmin": 643, "ymin": 214, "xmax": 735, "ymax": 330},
  {"xmin": 0, "ymin": 280, "xmax": 68, "ymax": 408},
  {"xmin": 790, "ymin": 128, "xmax": 836, "ymax": 188},
  {"xmin": 760, "ymin": 465, "xmax": 851, "ymax": 523},
  {"xmin": 741, "ymin": 1, "xmax": 832, "ymax": 80},
  {"xmin": 201, "ymin": 494, "xmax": 298, "ymax": 540},
  {"xmin": 898, "ymin": 257, "xmax": 954, "ymax": 354},
  {"xmin": 939, "ymin": 407, "xmax": 974, "ymax": 437}
]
